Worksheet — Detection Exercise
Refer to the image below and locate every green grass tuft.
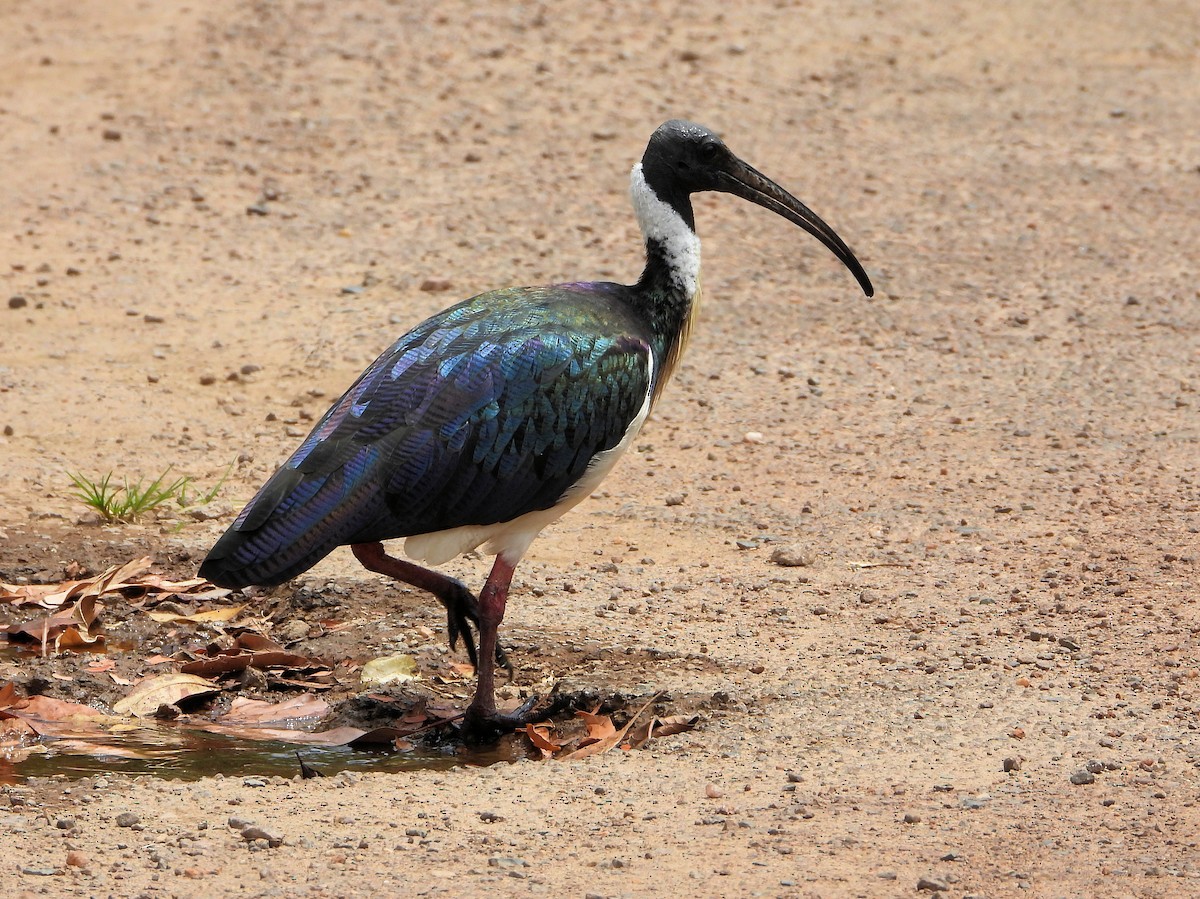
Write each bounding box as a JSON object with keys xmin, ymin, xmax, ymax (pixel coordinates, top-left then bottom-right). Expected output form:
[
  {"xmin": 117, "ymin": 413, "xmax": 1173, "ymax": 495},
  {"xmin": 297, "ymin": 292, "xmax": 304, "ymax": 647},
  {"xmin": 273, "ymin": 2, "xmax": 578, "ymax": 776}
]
[{"xmin": 68, "ymin": 467, "xmax": 192, "ymax": 523}]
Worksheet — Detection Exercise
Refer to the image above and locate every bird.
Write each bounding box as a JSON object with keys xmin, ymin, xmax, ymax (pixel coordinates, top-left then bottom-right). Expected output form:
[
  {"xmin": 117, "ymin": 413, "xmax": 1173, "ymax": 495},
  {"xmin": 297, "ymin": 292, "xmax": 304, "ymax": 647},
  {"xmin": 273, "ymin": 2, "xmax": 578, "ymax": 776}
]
[{"xmin": 199, "ymin": 120, "xmax": 873, "ymax": 742}]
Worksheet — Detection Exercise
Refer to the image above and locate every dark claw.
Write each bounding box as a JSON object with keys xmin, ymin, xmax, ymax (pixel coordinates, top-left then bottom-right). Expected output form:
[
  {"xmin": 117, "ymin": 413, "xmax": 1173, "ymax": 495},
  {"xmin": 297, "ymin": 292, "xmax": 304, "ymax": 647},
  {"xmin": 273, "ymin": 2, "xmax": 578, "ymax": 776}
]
[
  {"xmin": 439, "ymin": 581, "xmax": 510, "ymax": 674},
  {"xmin": 495, "ymin": 643, "xmax": 513, "ymax": 680},
  {"xmin": 442, "ymin": 584, "xmax": 481, "ymax": 668}
]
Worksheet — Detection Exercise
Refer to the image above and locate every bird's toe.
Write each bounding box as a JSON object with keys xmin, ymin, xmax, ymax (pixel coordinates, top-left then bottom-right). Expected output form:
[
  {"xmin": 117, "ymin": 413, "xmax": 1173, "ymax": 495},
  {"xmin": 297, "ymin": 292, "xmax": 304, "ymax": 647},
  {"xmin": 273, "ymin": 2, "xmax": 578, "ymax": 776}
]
[{"xmin": 461, "ymin": 695, "xmax": 541, "ymax": 745}]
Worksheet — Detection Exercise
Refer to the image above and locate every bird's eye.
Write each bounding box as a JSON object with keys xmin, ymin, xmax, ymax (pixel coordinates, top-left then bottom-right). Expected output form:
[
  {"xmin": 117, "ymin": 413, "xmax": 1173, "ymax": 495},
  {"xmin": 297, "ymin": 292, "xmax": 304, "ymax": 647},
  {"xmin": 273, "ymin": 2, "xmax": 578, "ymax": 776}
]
[{"xmin": 698, "ymin": 140, "xmax": 719, "ymax": 162}]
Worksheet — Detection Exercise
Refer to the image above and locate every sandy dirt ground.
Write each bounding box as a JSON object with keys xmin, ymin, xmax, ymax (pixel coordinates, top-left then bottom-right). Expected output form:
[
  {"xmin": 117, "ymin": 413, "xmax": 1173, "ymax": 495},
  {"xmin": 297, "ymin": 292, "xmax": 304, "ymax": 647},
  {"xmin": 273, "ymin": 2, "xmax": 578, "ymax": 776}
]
[{"xmin": 1, "ymin": 0, "xmax": 1198, "ymax": 896}]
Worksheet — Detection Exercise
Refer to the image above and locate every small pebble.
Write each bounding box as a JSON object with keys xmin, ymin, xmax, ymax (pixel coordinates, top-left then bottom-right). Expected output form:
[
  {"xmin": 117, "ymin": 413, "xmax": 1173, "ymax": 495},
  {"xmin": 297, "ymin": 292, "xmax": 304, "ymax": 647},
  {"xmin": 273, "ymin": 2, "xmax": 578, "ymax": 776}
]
[
  {"xmin": 1003, "ymin": 757, "xmax": 1021, "ymax": 772},
  {"xmin": 705, "ymin": 783, "xmax": 723, "ymax": 799},
  {"xmin": 65, "ymin": 850, "xmax": 89, "ymax": 868},
  {"xmin": 239, "ymin": 825, "xmax": 283, "ymax": 847},
  {"xmin": 770, "ymin": 544, "xmax": 815, "ymax": 567},
  {"xmin": 275, "ymin": 619, "xmax": 311, "ymax": 643},
  {"xmin": 903, "ymin": 813, "xmax": 921, "ymax": 824},
  {"xmin": 420, "ymin": 278, "xmax": 453, "ymax": 292},
  {"xmin": 8, "ymin": 295, "xmax": 27, "ymax": 309},
  {"xmin": 1070, "ymin": 770, "xmax": 1095, "ymax": 785},
  {"xmin": 115, "ymin": 812, "xmax": 139, "ymax": 827},
  {"xmin": 917, "ymin": 878, "xmax": 948, "ymax": 892},
  {"xmin": 187, "ymin": 502, "xmax": 231, "ymax": 522},
  {"xmin": 488, "ymin": 856, "xmax": 527, "ymax": 869}
]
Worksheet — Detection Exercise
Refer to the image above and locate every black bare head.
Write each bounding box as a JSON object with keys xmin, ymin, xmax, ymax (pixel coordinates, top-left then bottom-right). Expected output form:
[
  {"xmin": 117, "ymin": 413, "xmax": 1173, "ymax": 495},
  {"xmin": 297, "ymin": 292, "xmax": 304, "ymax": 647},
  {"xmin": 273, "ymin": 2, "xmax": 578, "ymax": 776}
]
[{"xmin": 639, "ymin": 120, "xmax": 873, "ymax": 297}]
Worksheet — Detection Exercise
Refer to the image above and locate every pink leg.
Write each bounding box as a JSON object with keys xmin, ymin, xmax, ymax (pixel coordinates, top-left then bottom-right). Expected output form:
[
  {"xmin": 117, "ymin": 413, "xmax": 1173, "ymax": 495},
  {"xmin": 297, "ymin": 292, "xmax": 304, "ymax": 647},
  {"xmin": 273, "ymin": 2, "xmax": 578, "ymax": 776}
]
[
  {"xmin": 465, "ymin": 554, "xmax": 517, "ymax": 723},
  {"xmin": 351, "ymin": 542, "xmax": 509, "ymax": 671}
]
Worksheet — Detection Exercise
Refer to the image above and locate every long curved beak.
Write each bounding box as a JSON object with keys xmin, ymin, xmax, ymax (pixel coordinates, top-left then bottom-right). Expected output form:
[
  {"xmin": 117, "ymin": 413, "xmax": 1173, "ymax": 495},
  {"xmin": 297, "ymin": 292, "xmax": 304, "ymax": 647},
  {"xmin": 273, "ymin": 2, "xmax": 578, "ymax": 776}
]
[{"xmin": 717, "ymin": 158, "xmax": 874, "ymax": 297}]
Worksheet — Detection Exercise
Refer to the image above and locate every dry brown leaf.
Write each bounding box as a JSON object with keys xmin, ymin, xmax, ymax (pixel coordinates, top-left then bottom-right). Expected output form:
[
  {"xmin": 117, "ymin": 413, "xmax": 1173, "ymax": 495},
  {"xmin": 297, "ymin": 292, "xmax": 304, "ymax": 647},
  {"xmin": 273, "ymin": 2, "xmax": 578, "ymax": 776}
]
[
  {"xmin": 524, "ymin": 723, "xmax": 562, "ymax": 759},
  {"xmin": 625, "ymin": 713, "xmax": 700, "ymax": 750},
  {"xmin": 4, "ymin": 606, "xmax": 73, "ymax": 641},
  {"xmin": 145, "ymin": 604, "xmax": 246, "ymax": 624},
  {"xmin": 112, "ymin": 673, "xmax": 222, "ymax": 717},
  {"xmin": 574, "ymin": 708, "xmax": 617, "ymax": 748},
  {"xmin": 562, "ymin": 695, "xmax": 660, "ymax": 761},
  {"xmin": 2, "ymin": 557, "xmax": 222, "ymax": 611},
  {"xmin": 180, "ymin": 649, "xmax": 325, "ymax": 678},
  {"xmin": 231, "ymin": 633, "xmax": 285, "ymax": 653},
  {"xmin": 216, "ymin": 694, "xmax": 329, "ymax": 727},
  {"xmin": 625, "ymin": 718, "xmax": 655, "ymax": 750},
  {"xmin": 0, "ymin": 682, "xmax": 18, "ymax": 709},
  {"xmin": 55, "ymin": 625, "xmax": 105, "ymax": 652},
  {"xmin": 41, "ymin": 557, "xmax": 154, "ymax": 608},
  {"xmin": 6, "ymin": 695, "xmax": 120, "ymax": 738},
  {"xmin": 652, "ymin": 713, "xmax": 701, "ymax": 737}
]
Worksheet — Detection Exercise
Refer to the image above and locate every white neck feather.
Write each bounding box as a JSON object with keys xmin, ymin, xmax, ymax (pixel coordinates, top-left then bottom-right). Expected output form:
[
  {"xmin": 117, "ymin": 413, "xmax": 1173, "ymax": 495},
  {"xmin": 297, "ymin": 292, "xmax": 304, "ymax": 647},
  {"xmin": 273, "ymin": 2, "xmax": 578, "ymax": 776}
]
[{"xmin": 629, "ymin": 163, "xmax": 701, "ymax": 298}]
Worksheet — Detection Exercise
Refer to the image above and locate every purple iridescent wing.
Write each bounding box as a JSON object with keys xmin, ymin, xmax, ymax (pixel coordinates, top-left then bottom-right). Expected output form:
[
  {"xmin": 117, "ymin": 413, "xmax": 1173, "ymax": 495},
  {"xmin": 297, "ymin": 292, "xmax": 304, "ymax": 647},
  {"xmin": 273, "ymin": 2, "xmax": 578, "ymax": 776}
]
[{"xmin": 199, "ymin": 285, "xmax": 651, "ymax": 587}]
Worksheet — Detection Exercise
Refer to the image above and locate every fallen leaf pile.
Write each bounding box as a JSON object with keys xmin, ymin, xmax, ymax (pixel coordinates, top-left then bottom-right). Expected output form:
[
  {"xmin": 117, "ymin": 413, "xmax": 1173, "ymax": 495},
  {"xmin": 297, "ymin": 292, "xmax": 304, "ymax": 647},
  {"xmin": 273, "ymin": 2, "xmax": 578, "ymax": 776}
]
[
  {"xmin": 2, "ymin": 557, "xmax": 231, "ymax": 654},
  {"xmin": 522, "ymin": 695, "xmax": 699, "ymax": 761},
  {"xmin": 111, "ymin": 673, "xmax": 223, "ymax": 718},
  {"xmin": 178, "ymin": 632, "xmax": 337, "ymax": 690},
  {"xmin": 1, "ymin": 557, "xmax": 222, "ymax": 609}
]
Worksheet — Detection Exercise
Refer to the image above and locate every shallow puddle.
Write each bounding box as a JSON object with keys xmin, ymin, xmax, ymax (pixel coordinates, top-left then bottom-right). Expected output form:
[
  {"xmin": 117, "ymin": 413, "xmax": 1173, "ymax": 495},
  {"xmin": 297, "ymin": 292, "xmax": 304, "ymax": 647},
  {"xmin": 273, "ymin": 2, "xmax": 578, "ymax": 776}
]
[
  {"xmin": 2, "ymin": 640, "xmax": 534, "ymax": 783},
  {"xmin": 3, "ymin": 725, "xmax": 527, "ymax": 784}
]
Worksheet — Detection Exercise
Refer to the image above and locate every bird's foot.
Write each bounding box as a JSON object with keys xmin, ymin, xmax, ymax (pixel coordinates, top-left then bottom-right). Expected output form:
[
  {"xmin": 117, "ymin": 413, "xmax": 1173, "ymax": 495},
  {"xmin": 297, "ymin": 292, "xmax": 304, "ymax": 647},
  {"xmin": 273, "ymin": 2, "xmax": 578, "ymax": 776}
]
[
  {"xmin": 461, "ymin": 695, "xmax": 541, "ymax": 745},
  {"xmin": 442, "ymin": 584, "xmax": 511, "ymax": 674}
]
